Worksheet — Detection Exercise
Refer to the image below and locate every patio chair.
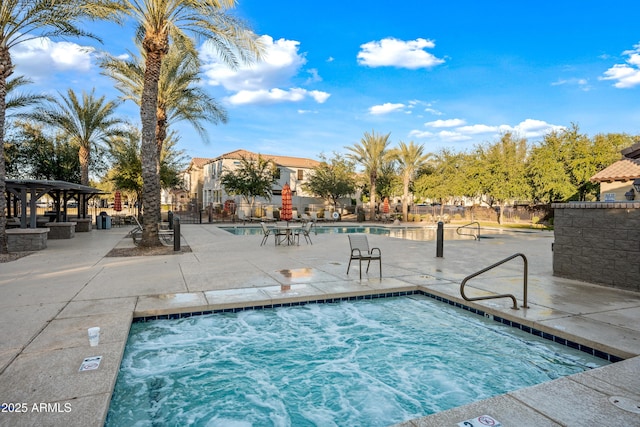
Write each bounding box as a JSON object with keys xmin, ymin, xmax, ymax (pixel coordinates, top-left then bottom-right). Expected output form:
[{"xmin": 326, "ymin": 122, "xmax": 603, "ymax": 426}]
[
  {"xmin": 347, "ymin": 234, "xmax": 382, "ymax": 279},
  {"xmin": 260, "ymin": 222, "xmax": 273, "ymax": 246},
  {"xmin": 294, "ymin": 221, "xmax": 313, "ymax": 245}
]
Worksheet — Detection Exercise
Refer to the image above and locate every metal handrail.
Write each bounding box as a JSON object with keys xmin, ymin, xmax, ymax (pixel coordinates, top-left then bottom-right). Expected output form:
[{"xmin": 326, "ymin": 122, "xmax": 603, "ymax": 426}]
[
  {"xmin": 456, "ymin": 221, "xmax": 480, "ymax": 240},
  {"xmin": 460, "ymin": 253, "xmax": 528, "ymax": 310}
]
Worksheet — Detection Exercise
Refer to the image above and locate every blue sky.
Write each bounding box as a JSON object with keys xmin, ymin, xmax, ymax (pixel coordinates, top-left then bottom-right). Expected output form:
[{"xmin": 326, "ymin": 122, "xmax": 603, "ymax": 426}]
[{"xmin": 10, "ymin": 0, "xmax": 640, "ymax": 162}]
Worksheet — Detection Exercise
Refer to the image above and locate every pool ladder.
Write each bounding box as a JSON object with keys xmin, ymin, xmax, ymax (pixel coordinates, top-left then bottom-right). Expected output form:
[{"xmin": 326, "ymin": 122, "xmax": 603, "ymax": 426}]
[
  {"xmin": 460, "ymin": 253, "xmax": 528, "ymax": 310},
  {"xmin": 456, "ymin": 221, "xmax": 480, "ymax": 240}
]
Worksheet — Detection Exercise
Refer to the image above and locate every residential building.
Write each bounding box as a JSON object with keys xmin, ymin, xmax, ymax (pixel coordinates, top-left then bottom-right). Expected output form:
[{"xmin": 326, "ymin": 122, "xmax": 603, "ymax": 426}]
[
  {"xmin": 590, "ymin": 142, "xmax": 640, "ymax": 201},
  {"xmin": 201, "ymin": 149, "xmax": 325, "ymax": 214}
]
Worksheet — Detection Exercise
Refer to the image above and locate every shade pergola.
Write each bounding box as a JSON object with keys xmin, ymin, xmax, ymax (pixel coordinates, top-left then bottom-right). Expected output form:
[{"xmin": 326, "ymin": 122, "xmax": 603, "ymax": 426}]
[{"xmin": 5, "ymin": 180, "xmax": 104, "ymax": 229}]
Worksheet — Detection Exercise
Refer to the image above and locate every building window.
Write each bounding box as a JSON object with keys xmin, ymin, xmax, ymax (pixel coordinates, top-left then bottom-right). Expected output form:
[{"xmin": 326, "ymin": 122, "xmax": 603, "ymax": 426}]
[
  {"xmin": 275, "ymin": 168, "xmax": 281, "ymax": 179},
  {"xmin": 297, "ymin": 169, "xmax": 304, "ymax": 180}
]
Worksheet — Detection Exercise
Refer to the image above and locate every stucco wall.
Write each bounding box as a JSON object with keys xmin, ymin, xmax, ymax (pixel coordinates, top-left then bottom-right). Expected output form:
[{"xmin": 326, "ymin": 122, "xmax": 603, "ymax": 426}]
[{"xmin": 552, "ymin": 202, "xmax": 640, "ymax": 292}]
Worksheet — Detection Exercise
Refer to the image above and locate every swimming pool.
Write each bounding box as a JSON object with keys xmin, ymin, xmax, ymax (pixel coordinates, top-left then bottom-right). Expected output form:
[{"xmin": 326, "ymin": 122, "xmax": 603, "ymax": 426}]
[
  {"xmin": 221, "ymin": 225, "xmax": 476, "ymax": 241},
  {"xmin": 106, "ymin": 296, "xmax": 608, "ymax": 426}
]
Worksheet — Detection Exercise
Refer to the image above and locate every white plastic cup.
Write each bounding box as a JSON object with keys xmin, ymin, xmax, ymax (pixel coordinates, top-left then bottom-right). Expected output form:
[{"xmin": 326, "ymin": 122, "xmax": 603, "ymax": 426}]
[{"xmin": 88, "ymin": 327, "xmax": 100, "ymax": 346}]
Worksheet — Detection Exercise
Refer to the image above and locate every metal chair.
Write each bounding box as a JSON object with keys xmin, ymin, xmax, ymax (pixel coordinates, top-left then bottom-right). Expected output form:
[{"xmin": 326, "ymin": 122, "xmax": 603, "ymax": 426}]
[
  {"xmin": 294, "ymin": 221, "xmax": 313, "ymax": 245},
  {"xmin": 347, "ymin": 234, "xmax": 382, "ymax": 279},
  {"xmin": 259, "ymin": 222, "xmax": 272, "ymax": 246}
]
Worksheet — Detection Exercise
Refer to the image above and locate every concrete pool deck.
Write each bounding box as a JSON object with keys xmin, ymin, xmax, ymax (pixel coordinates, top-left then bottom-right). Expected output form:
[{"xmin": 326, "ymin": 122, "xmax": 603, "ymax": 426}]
[{"xmin": 0, "ymin": 223, "xmax": 638, "ymax": 426}]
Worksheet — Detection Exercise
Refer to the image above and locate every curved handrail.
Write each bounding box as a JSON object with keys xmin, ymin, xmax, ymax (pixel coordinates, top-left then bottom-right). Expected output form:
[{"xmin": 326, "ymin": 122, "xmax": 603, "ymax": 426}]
[
  {"xmin": 456, "ymin": 221, "xmax": 480, "ymax": 240},
  {"xmin": 460, "ymin": 253, "xmax": 528, "ymax": 310}
]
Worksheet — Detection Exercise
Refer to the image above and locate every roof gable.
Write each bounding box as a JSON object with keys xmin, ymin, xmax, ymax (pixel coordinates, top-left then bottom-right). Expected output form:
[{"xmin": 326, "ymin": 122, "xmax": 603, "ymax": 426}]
[
  {"xmin": 590, "ymin": 158, "xmax": 640, "ymax": 182},
  {"xmin": 209, "ymin": 149, "xmax": 320, "ymax": 168}
]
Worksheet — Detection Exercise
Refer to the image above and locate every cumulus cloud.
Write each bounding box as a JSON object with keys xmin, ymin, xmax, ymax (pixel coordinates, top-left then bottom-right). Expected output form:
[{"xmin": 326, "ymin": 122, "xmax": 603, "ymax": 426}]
[
  {"xmin": 357, "ymin": 37, "xmax": 445, "ymax": 69},
  {"xmin": 424, "ymin": 118, "xmax": 466, "ymax": 128},
  {"xmin": 201, "ymin": 35, "xmax": 329, "ymax": 105},
  {"xmin": 228, "ymin": 88, "xmax": 330, "ymax": 105},
  {"xmin": 369, "ymin": 102, "xmax": 405, "ymax": 115},
  {"xmin": 12, "ymin": 37, "xmax": 93, "ymax": 80},
  {"xmin": 600, "ymin": 43, "xmax": 640, "ymax": 88},
  {"xmin": 410, "ymin": 119, "xmax": 564, "ymax": 143}
]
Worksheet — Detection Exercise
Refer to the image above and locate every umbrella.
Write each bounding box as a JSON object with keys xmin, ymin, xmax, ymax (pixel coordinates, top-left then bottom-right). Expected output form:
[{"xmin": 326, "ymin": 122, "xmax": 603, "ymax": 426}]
[
  {"xmin": 114, "ymin": 191, "xmax": 122, "ymax": 212},
  {"xmin": 280, "ymin": 183, "xmax": 293, "ymax": 222},
  {"xmin": 382, "ymin": 197, "xmax": 390, "ymax": 214}
]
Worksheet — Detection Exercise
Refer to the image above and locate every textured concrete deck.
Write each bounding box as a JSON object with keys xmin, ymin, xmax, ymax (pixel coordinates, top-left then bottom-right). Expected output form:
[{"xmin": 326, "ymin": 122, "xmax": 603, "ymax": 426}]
[{"xmin": 0, "ymin": 223, "xmax": 639, "ymax": 426}]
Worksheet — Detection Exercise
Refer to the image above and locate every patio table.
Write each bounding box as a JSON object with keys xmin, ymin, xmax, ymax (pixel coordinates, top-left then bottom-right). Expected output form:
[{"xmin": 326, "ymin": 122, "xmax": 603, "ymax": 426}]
[{"xmin": 274, "ymin": 224, "xmax": 301, "ymax": 246}]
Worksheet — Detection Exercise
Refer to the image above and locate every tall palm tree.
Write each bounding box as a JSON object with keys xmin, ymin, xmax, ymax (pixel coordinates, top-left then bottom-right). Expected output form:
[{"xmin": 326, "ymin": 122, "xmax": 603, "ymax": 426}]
[
  {"xmin": 0, "ymin": 0, "xmax": 121, "ymax": 254},
  {"xmin": 114, "ymin": 0, "xmax": 262, "ymax": 247},
  {"xmin": 393, "ymin": 141, "xmax": 430, "ymax": 222},
  {"xmin": 99, "ymin": 38, "xmax": 227, "ymax": 158},
  {"xmin": 346, "ymin": 130, "xmax": 392, "ymax": 220},
  {"xmin": 27, "ymin": 89, "xmax": 124, "ymax": 186}
]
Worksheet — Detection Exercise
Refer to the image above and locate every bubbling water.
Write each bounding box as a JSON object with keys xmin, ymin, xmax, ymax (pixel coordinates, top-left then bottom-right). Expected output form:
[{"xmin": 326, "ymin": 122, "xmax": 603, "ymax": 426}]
[{"xmin": 107, "ymin": 296, "xmax": 607, "ymax": 427}]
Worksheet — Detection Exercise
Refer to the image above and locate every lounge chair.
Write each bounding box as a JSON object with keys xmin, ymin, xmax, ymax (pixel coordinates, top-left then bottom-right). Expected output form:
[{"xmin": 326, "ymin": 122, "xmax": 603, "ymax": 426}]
[
  {"xmin": 294, "ymin": 221, "xmax": 313, "ymax": 245},
  {"xmin": 347, "ymin": 234, "xmax": 382, "ymax": 279},
  {"xmin": 264, "ymin": 209, "xmax": 277, "ymax": 222},
  {"xmin": 259, "ymin": 222, "xmax": 273, "ymax": 246}
]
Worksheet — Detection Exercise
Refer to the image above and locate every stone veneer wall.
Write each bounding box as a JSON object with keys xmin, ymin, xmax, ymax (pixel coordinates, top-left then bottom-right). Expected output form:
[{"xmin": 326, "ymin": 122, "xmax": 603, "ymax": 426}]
[{"xmin": 552, "ymin": 202, "xmax": 640, "ymax": 292}]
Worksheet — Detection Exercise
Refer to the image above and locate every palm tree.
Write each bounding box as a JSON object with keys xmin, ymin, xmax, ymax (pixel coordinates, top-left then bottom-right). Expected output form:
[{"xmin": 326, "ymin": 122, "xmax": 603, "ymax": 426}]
[
  {"xmin": 6, "ymin": 76, "xmax": 54, "ymax": 114},
  {"xmin": 346, "ymin": 130, "xmax": 392, "ymax": 220},
  {"xmin": 27, "ymin": 89, "xmax": 124, "ymax": 186},
  {"xmin": 393, "ymin": 141, "xmax": 430, "ymax": 222},
  {"xmin": 0, "ymin": 0, "xmax": 120, "ymax": 254},
  {"xmin": 99, "ymin": 39, "xmax": 227, "ymax": 158},
  {"xmin": 114, "ymin": 0, "xmax": 262, "ymax": 247}
]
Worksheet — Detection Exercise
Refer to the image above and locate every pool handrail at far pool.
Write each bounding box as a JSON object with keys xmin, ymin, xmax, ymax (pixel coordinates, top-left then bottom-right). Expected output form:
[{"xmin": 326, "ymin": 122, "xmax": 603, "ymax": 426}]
[
  {"xmin": 456, "ymin": 221, "xmax": 480, "ymax": 240},
  {"xmin": 460, "ymin": 253, "xmax": 529, "ymax": 310}
]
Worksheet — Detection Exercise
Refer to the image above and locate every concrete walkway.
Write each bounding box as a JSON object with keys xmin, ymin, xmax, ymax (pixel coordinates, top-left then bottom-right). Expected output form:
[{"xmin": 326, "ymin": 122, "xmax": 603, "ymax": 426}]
[{"xmin": 0, "ymin": 223, "xmax": 639, "ymax": 426}]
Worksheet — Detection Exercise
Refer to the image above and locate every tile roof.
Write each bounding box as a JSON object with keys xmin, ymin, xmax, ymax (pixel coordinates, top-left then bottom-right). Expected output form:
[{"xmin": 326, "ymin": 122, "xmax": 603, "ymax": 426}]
[
  {"xmin": 590, "ymin": 157, "xmax": 640, "ymax": 182},
  {"xmin": 207, "ymin": 149, "xmax": 320, "ymax": 168},
  {"xmin": 187, "ymin": 157, "xmax": 213, "ymax": 170}
]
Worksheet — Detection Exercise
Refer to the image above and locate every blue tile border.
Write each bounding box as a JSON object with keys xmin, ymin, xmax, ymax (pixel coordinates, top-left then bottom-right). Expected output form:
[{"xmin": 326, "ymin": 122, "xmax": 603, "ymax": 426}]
[{"xmin": 132, "ymin": 289, "xmax": 623, "ymax": 363}]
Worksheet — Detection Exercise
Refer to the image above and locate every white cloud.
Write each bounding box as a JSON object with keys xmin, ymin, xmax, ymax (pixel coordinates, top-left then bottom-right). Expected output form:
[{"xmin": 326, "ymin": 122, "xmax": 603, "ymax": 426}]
[
  {"xmin": 12, "ymin": 37, "xmax": 93, "ymax": 79},
  {"xmin": 227, "ymin": 87, "xmax": 330, "ymax": 105},
  {"xmin": 408, "ymin": 130, "xmax": 434, "ymax": 138},
  {"xmin": 357, "ymin": 37, "xmax": 445, "ymax": 69},
  {"xmin": 424, "ymin": 118, "xmax": 466, "ymax": 128},
  {"xmin": 369, "ymin": 102, "xmax": 405, "ymax": 115},
  {"xmin": 600, "ymin": 42, "xmax": 640, "ymax": 88},
  {"xmin": 202, "ymin": 35, "xmax": 329, "ymax": 105},
  {"xmin": 552, "ymin": 77, "xmax": 591, "ymax": 91},
  {"xmin": 506, "ymin": 119, "xmax": 565, "ymax": 138},
  {"xmin": 410, "ymin": 119, "xmax": 564, "ymax": 142},
  {"xmin": 456, "ymin": 124, "xmax": 498, "ymax": 134},
  {"xmin": 202, "ymin": 35, "xmax": 306, "ymax": 91}
]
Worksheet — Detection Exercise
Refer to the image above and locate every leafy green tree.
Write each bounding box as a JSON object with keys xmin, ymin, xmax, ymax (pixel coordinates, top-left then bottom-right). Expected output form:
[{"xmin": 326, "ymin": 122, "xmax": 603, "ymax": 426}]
[
  {"xmin": 6, "ymin": 121, "xmax": 81, "ymax": 181},
  {"xmin": 26, "ymin": 89, "xmax": 124, "ymax": 186},
  {"xmin": 220, "ymin": 155, "xmax": 277, "ymax": 212},
  {"xmin": 0, "ymin": 0, "xmax": 118, "ymax": 253},
  {"xmin": 414, "ymin": 148, "xmax": 468, "ymax": 216},
  {"xmin": 472, "ymin": 132, "xmax": 529, "ymax": 223},
  {"xmin": 111, "ymin": 0, "xmax": 262, "ymax": 247},
  {"xmin": 526, "ymin": 130, "xmax": 575, "ymax": 203},
  {"xmin": 391, "ymin": 141, "xmax": 431, "ymax": 221},
  {"xmin": 346, "ymin": 130, "xmax": 392, "ymax": 219},
  {"xmin": 303, "ymin": 153, "xmax": 356, "ymax": 210}
]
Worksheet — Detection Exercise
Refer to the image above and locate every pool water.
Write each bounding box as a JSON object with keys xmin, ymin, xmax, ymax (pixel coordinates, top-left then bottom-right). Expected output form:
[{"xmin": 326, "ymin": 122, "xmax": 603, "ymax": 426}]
[
  {"xmin": 221, "ymin": 225, "xmax": 476, "ymax": 241},
  {"xmin": 106, "ymin": 296, "xmax": 608, "ymax": 427}
]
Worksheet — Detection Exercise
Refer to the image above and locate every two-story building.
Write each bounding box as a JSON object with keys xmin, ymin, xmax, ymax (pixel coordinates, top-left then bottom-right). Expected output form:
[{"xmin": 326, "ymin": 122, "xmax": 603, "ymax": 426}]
[{"xmin": 201, "ymin": 149, "xmax": 326, "ymax": 215}]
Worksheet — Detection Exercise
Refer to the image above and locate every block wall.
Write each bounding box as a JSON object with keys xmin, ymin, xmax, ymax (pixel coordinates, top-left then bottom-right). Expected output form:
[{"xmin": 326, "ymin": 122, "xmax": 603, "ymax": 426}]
[{"xmin": 552, "ymin": 202, "xmax": 640, "ymax": 292}]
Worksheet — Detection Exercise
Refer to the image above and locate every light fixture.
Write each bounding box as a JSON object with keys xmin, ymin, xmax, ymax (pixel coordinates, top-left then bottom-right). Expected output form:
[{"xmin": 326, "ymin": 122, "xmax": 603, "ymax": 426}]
[
  {"xmin": 624, "ymin": 189, "xmax": 635, "ymax": 201},
  {"xmin": 633, "ymin": 178, "xmax": 640, "ymax": 193}
]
